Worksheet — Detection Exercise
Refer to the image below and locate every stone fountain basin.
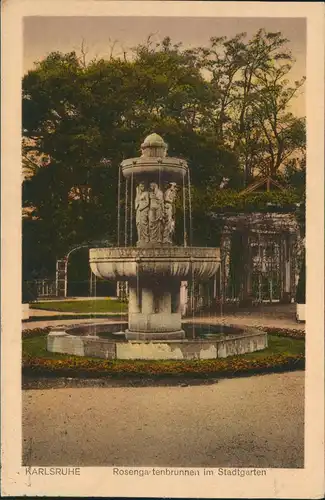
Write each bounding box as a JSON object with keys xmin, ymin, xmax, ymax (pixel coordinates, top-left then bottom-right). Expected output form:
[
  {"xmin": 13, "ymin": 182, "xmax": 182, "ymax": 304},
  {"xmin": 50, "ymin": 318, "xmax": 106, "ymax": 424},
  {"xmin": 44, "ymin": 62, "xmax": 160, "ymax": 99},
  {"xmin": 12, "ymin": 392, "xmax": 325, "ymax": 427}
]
[
  {"xmin": 89, "ymin": 247, "xmax": 220, "ymax": 281},
  {"xmin": 47, "ymin": 322, "xmax": 268, "ymax": 360}
]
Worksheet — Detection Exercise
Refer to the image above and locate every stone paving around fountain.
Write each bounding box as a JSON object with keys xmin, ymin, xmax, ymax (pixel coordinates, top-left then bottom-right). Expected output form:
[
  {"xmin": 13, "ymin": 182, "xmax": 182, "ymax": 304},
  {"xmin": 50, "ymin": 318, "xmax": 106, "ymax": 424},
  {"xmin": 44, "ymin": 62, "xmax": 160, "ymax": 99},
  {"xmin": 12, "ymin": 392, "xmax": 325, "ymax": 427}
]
[{"xmin": 23, "ymin": 371, "xmax": 304, "ymax": 468}]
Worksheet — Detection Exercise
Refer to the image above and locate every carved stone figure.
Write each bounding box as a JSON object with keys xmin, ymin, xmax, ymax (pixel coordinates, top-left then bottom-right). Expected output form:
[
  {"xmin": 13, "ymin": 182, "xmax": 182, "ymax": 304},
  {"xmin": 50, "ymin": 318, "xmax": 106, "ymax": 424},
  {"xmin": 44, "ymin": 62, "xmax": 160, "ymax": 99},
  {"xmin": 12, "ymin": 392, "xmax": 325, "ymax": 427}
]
[
  {"xmin": 135, "ymin": 183, "xmax": 149, "ymax": 244},
  {"xmin": 148, "ymin": 182, "xmax": 164, "ymax": 243},
  {"xmin": 163, "ymin": 182, "xmax": 177, "ymax": 244}
]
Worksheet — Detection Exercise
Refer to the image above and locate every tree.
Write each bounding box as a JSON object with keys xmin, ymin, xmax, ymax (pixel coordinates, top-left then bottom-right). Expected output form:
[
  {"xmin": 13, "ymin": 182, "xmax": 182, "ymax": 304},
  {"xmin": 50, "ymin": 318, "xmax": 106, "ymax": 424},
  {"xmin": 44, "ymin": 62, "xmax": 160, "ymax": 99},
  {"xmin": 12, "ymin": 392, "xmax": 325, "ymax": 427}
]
[
  {"xmin": 196, "ymin": 29, "xmax": 306, "ymax": 183},
  {"xmin": 250, "ymin": 66, "xmax": 305, "ymax": 178},
  {"xmin": 22, "ymin": 41, "xmax": 239, "ymax": 279}
]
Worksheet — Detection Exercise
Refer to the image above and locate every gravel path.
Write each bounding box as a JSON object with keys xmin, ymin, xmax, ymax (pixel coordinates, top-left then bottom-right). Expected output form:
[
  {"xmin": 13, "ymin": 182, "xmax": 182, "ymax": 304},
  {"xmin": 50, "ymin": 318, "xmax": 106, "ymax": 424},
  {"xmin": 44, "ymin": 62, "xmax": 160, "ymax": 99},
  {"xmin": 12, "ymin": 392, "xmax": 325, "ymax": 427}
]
[
  {"xmin": 23, "ymin": 371, "xmax": 304, "ymax": 468},
  {"xmin": 184, "ymin": 303, "xmax": 304, "ymax": 331},
  {"xmin": 184, "ymin": 314, "xmax": 303, "ymax": 330}
]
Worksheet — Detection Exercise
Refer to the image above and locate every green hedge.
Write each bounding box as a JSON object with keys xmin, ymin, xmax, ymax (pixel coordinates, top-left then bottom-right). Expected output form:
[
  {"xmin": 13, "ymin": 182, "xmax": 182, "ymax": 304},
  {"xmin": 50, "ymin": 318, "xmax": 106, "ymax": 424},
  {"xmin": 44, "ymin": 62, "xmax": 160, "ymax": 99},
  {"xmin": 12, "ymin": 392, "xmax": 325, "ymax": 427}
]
[{"xmin": 192, "ymin": 188, "xmax": 301, "ymax": 213}]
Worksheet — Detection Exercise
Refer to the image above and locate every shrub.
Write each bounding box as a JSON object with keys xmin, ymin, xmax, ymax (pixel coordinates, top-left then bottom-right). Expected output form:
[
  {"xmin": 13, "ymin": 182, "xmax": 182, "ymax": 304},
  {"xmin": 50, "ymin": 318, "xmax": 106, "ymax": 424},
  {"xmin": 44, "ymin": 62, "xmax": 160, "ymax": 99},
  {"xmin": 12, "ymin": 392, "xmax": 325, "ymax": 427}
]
[
  {"xmin": 23, "ymin": 327, "xmax": 51, "ymax": 338},
  {"xmin": 22, "ymin": 281, "xmax": 38, "ymax": 303},
  {"xmin": 204, "ymin": 189, "xmax": 301, "ymax": 213}
]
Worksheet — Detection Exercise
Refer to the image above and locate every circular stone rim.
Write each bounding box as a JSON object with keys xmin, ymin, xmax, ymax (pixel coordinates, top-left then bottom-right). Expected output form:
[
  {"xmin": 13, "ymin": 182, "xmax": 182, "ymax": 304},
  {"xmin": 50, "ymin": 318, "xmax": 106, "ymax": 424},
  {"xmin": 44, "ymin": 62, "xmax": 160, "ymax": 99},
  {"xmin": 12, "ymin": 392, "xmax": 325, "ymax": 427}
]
[
  {"xmin": 120, "ymin": 157, "xmax": 188, "ymax": 181},
  {"xmin": 89, "ymin": 247, "xmax": 221, "ymax": 281}
]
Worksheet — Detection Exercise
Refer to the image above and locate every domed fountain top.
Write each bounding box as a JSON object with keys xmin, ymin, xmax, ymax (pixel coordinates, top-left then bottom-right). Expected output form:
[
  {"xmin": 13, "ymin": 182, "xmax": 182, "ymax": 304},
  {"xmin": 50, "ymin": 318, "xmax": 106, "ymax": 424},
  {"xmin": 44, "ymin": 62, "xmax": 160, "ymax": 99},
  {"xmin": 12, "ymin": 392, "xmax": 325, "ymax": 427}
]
[
  {"xmin": 121, "ymin": 132, "xmax": 187, "ymax": 181},
  {"xmin": 141, "ymin": 133, "xmax": 167, "ymax": 157}
]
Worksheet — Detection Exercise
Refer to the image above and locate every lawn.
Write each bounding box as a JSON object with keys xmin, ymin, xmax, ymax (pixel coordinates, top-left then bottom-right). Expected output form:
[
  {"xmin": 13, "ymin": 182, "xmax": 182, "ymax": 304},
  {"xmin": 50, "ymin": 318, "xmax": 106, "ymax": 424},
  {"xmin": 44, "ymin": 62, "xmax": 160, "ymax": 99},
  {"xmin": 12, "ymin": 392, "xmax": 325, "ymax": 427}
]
[
  {"xmin": 30, "ymin": 299, "xmax": 127, "ymax": 313},
  {"xmin": 243, "ymin": 335, "xmax": 305, "ymax": 358},
  {"xmin": 23, "ymin": 334, "xmax": 69, "ymax": 359}
]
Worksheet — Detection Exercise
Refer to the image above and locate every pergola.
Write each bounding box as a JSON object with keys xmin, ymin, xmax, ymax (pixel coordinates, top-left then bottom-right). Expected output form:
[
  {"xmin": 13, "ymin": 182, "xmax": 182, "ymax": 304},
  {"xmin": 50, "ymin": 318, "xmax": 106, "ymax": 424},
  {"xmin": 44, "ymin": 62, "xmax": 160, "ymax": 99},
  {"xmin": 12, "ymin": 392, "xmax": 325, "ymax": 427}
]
[{"xmin": 212, "ymin": 176, "xmax": 304, "ymax": 304}]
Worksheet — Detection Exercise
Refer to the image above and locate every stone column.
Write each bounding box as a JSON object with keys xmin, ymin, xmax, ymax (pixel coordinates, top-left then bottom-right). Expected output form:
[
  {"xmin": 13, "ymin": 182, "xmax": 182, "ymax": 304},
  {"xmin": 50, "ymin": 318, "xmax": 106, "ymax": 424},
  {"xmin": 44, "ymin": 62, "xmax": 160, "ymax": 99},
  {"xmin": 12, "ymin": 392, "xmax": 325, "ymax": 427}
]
[
  {"xmin": 157, "ymin": 290, "xmax": 172, "ymax": 314},
  {"xmin": 242, "ymin": 231, "xmax": 253, "ymax": 305},
  {"xmin": 128, "ymin": 286, "xmax": 140, "ymax": 313},
  {"xmin": 220, "ymin": 232, "xmax": 232, "ymax": 303},
  {"xmin": 282, "ymin": 235, "xmax": 291, "ymax": 303},
  {"xmin": 126, "ymin": 281, "xmax": 184, "ymax": 340},
  {"xmin": 172, "ymin": 286, "xmax": 181, "ymax": 314},
  {"xmin": 180, "ymin": 281, "xmax": 188, "ymax": 316},
  {"xmin": 141, "ymin": 287, "xmax": 154, "ymax": 314},
  {"xmin": 279, "ymin": 235, "xmax": 285, "ymax": 301}
]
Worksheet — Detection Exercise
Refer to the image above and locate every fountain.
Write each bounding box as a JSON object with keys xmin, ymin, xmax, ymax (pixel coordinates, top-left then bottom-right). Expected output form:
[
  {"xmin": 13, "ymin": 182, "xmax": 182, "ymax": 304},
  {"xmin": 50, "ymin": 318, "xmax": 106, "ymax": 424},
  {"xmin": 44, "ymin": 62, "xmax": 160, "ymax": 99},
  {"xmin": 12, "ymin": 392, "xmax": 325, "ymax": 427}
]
[{"xmin": 47, "ymin": 134, "xmax": 268, "ymax": 359}]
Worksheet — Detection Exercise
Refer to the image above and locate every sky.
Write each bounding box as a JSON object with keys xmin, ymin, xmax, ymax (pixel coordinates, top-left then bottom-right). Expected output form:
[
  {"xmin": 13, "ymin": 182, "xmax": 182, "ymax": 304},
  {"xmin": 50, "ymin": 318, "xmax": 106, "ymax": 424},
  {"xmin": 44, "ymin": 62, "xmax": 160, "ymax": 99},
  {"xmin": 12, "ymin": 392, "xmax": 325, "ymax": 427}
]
[{"xmin": 23, "ymin": 16, "xmax": 306, "ymax": 116}]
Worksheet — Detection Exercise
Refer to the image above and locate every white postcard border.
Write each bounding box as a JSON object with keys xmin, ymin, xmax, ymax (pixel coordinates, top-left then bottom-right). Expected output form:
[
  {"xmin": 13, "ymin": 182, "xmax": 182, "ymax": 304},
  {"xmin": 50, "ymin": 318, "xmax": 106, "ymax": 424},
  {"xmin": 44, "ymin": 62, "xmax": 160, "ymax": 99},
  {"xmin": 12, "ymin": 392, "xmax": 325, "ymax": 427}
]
[{"xmin": 1, "ymin": 1, "xmax": 324, "ymax": 498}]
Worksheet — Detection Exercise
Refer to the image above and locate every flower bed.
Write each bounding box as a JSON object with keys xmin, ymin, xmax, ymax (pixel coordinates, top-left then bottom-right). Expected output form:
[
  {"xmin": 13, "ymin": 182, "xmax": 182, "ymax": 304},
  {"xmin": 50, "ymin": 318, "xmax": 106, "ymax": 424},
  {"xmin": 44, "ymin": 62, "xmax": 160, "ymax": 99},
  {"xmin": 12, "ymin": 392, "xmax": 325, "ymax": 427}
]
[{"xmin": 22, "ymin": 352, "xmax": 304, "ymax": 379}]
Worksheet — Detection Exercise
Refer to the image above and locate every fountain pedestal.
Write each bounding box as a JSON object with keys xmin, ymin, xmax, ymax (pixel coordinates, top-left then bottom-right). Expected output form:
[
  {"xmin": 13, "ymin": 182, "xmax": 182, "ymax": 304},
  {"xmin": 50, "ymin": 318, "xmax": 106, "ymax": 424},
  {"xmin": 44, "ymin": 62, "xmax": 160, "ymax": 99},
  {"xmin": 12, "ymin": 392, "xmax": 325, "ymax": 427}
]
[{"xmin": 126, "ymin": 281, "xmax": 185, "ymax": 340}]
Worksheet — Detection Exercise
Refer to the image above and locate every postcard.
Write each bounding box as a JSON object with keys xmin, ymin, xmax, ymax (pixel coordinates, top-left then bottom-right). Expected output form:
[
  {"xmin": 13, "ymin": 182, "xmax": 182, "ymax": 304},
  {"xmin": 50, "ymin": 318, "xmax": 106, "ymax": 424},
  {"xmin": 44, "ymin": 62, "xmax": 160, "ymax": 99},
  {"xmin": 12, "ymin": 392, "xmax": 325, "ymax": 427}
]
[{"xmin": 1, "ymin": 1, "xmax": 324, "ymax": 498}]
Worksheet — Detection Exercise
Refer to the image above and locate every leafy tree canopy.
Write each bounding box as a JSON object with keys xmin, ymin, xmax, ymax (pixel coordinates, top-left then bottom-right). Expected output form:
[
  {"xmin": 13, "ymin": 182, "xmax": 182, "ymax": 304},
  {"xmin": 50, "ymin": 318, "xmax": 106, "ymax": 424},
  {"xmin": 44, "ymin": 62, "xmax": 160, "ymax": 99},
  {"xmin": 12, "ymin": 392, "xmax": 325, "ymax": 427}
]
[{"xmin": 22, "ymin": 31, "xmax": 305, "ymax": 279}]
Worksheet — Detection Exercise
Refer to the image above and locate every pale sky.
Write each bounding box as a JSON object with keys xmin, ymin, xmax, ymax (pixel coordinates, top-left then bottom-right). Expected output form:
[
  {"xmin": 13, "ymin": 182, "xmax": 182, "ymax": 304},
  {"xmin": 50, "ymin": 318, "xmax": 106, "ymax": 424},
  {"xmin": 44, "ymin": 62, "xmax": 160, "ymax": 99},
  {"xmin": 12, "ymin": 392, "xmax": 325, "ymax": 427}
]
[{"xmin": 24, "ymin": 16, "xmax": 306, "ymax": 116}]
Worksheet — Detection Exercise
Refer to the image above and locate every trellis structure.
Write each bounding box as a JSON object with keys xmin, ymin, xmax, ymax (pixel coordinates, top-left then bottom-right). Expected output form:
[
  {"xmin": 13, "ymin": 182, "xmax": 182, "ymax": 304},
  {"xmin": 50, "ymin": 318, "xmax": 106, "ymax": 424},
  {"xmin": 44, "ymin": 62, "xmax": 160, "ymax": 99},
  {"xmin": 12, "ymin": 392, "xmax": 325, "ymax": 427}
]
[
  {"xmin": 217, "ymin": 212, "xmax": 302, "ymax": 304},
  {"xmin": 210, "ymin": 176, "xmax": 304, "ymax": 305}
]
